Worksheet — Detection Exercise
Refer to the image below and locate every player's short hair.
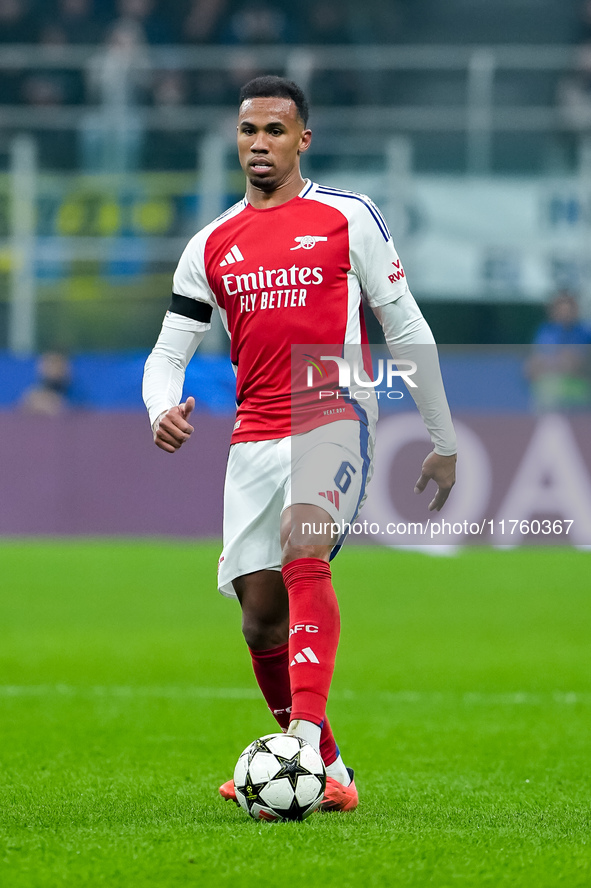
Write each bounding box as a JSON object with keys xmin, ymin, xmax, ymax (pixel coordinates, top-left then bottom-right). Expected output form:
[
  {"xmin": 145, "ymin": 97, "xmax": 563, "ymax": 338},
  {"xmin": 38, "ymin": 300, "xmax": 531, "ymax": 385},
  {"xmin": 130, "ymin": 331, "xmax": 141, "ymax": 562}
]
[{"xmin": 239, "ymin": 76, "xmax": 309, "ymax": 127}]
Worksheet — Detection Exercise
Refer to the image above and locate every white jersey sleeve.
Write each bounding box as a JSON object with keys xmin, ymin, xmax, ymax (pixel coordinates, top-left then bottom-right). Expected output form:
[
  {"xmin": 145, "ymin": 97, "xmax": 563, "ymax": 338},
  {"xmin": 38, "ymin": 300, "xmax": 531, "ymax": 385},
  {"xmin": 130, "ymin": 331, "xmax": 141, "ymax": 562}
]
[
  {"xmin": 349, "ymin": 196, "xmax": 410, "ymax": 308},
  {"xmin": 308, "ymin": 186, "xmax": 409, "ymax": 308},
  {"xmin": 172, "ymin": 200, "xmax": 247, "ymax": 310},
  {"xmin": 142, "ymin": 313, "xmax": 208, "ymax": 427},
  {"xmin": 373, "ymin": 293, "xmax": 457, "ymax": 456},
  {"xmin": 172, "ymin": 229, "xmax": 217, "ymax": 309}
]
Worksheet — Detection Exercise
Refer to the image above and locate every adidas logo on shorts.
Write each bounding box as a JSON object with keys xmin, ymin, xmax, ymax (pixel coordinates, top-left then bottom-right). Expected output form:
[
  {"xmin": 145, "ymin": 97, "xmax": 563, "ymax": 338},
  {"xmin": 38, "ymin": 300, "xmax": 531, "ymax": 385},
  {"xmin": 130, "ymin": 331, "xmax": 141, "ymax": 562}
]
[{"xmin": 319, "ymin": 489, "xmax": 340, "ymax": 509}]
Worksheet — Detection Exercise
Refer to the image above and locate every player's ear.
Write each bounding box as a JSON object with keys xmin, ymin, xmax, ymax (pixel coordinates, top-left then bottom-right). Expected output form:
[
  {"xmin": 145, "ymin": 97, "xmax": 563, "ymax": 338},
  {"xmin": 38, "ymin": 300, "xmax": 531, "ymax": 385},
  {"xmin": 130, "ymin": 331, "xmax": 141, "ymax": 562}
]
[{"xmin": 298, "ymin": 129, "xmax": 312, "ymax": 155}]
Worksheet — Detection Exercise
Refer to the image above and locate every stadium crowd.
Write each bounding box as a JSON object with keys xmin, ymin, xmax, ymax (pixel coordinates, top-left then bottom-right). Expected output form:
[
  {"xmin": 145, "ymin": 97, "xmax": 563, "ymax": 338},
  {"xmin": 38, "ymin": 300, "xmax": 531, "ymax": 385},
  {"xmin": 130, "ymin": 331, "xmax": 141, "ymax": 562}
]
[
  {"xmin": 0, "ymin": 0, "xmax": 586, "ymax": 172},
  {"xmin": 0, "ymin": 0, "xmax": 408, "ymax": 116},
  {"xmin": 1, "ymin": 0, "xmax": 582, "ymax": 115},
  {"xmin": 0, "ymin": 0, "xmax": 404, "ymax": 48}
]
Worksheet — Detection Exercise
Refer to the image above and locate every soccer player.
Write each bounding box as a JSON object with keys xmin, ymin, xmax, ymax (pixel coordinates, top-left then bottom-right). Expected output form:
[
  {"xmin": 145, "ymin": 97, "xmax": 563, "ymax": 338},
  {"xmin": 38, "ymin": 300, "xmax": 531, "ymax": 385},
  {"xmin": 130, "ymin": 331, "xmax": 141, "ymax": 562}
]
[{"xmin": 142, "ymin": 75, "xmax": 457, "ymax": 812}]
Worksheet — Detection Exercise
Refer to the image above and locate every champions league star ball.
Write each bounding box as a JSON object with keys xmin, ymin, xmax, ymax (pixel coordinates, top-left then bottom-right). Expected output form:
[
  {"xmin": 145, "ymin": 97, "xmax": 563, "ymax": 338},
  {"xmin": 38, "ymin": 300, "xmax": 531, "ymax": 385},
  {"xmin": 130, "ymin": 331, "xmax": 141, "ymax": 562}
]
[{"xmin": 234, "ymin": 733, "xmax": 326, "ymax": 822}]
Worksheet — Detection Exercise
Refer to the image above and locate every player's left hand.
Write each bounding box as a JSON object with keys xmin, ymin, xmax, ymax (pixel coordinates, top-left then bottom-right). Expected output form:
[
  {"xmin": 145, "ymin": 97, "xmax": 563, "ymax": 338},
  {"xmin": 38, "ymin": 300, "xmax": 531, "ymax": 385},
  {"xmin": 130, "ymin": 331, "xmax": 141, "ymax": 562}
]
[{"xmin": 414, "ymin": 450, "xmax": 457, "ymax": 512}]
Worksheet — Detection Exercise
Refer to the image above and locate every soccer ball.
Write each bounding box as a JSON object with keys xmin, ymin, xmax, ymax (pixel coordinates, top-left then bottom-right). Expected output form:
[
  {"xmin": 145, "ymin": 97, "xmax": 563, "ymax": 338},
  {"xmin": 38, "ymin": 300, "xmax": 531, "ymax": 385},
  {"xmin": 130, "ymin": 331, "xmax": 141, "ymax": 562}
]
[{"xmin": 233, "ymin": 732, "xmax": 326, "ymax": 822}]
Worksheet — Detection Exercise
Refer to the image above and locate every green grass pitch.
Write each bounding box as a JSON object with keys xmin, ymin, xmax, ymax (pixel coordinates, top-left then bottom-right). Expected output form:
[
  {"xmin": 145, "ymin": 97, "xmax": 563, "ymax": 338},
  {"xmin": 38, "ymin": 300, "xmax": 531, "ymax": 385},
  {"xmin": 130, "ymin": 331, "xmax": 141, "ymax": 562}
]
[{"xmin": 0, "ymin": 541, "xmax": 589, "ymax": 887}]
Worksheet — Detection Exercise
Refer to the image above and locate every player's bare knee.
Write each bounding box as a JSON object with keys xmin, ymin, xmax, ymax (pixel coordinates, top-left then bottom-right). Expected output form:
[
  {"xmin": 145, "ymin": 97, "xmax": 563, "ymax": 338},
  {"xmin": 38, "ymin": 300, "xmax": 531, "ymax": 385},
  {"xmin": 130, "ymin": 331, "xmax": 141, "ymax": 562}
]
[
  {"xmin": 241, "ymin": 613, "xmax": 288, "ymax": 650},
  {"xmin": 281, "ymin": 521, "xmax": 335, "ymax": 564},
  {"xmin": 281, "ymin": 539, "xmax": 332, "ymax": 567},
  {"xmin": 280, "ymin": 505, "xmax": 336, "ymax": 565}
]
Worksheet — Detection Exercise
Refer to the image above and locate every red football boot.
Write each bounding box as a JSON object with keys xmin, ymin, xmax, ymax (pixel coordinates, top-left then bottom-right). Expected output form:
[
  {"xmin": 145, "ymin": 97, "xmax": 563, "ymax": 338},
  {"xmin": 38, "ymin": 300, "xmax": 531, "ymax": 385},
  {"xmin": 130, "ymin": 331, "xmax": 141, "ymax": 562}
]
[
  {"xmin": 219, "ymin": 779, "xmax": 237, "ymax": 803},
  {"xmin": 318, "ymin": 768, "xmax": 358, "ymax": 812}
]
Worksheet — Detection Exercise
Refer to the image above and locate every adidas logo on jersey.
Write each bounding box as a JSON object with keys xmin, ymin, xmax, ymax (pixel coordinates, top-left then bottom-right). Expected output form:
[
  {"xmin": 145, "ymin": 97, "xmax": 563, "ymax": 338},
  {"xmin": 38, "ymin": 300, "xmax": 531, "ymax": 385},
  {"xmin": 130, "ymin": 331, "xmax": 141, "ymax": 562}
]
[
  {"xmin": 290, "ymin": 647, "xmax": 320, "ymax": 666},
  {"xmin": 220, "ymin": 245, "xmax": 244, "ymax": 266}
]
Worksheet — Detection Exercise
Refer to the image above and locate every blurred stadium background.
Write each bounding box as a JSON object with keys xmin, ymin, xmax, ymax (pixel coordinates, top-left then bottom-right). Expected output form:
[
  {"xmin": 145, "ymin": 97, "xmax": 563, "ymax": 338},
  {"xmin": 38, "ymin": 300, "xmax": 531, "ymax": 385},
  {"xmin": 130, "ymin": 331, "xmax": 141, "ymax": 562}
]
[
  {"xmin": 0, "ymin": 0, "xmax": 590, "ymax": 540},
  {"xmin": 1, "ymin": 10, "xmax": 590, "ymax": 885}
]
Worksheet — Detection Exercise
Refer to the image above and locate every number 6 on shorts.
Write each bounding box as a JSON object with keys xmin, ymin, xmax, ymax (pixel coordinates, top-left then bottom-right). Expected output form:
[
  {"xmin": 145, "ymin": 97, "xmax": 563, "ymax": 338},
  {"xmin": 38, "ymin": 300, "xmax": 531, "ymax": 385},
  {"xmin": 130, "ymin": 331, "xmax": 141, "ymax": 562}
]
[{"xmin": 334, "ymin": 461, "xmax": 356, "ymax": 494}]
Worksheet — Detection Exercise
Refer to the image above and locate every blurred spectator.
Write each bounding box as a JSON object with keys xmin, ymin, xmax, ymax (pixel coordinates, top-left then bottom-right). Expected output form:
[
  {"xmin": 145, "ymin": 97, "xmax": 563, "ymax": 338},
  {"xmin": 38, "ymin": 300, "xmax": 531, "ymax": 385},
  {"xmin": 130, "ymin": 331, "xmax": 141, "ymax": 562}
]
[
  {"xmin": 221, "ymin": 1, "xmax": 295, "ymax": 44},
  {"xmin": 305, "ymin": 0, "xmax": 351, "ymax": 44},
  {"xmin": 0, "ymin": 0, "xmax": 39, "ymax": 104},
  {"xmin": 147, "ymin": 70, "xmax": 198, "ymax": 168},
  {"xmin": 152, "ymin": 69, "xmax": 187, "ymax": 107},
  {"xmin": 224, "ymin": 48, "xmax": 265, "ymax": 97},
  {"xmin": 525, "ymin": 291, "xmax": 591, "ymax": 412},
  {"xmin": 79, "ymin": 18, "xmax": 149, "ymax": 171},
  {"xmin": 20, "ymin": 66, "xmax": 79, "ymax": 167},
  {"xmin": 114, "ymin": 0, "xmax": 176, "ymax": 43},
  {"xmin": 557, "ymin": 42, "xmax": 591, "ymax": 129},
  {"xmin": 21, "ymin": 72, "xmax": 66, "ymax": 106},
  {"xmin": 302, "ymin": 1, "xmax": 363, "ymax": 106},
  {"xmin": 52, "ymin": 0, "xmax": 106, "ymax": 44},
  {"xmin": 182, "ymin": 0, "xmax": 228, "ymax": 43},
  {"xmin": 19, "ymin": 352, "xmax": 74, "ymax": 415},
  {"xmin": 578, "ymin": 0, "xmax": 591, "ymax": 42},
  {"xmin": 0, "ymin": 0, "xmax": 38, "ymax": 42},
  {"xmin": 193, "ymin": 48, "xmax": 265, "ymax": 106},
  {"xmin": 35, "ymin": 22, "xmax": 85, "ymax": 103},
  {"xmin": 38, "ymin": 21, "xmax": 68, "ymax": 45}
]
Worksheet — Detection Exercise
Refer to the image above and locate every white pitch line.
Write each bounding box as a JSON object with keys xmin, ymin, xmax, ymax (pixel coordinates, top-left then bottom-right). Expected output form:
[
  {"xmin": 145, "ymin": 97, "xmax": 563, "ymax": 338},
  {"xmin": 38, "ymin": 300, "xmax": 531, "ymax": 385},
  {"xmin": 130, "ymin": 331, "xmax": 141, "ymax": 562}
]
[
  {"xmin": 0, "ymin": 686, "xmax": 588, "ymax": 704},
  {"xmin": 0, "ymin": 685, "xmax": 260, "ymax": 700}
]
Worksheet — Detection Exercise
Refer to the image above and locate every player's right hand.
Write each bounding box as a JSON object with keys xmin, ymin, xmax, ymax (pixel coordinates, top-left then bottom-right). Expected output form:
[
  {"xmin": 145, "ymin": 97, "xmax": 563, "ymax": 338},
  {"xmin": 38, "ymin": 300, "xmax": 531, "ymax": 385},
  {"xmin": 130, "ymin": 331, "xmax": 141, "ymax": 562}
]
[{"xmin": 153, "ymin": 396, "xmax": 195, "ymax": 452}]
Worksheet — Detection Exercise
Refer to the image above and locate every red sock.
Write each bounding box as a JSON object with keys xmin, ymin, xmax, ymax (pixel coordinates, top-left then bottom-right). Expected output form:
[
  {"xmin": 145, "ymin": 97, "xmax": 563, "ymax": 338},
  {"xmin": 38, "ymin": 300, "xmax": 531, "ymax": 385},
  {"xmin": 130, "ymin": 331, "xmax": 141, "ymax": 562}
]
[
  {"xmin": 249, "ymin": 643, "xmax": 291, "ymax": 731},
  {"xmin": 249, "ymin": 642, "xmax": 340, "ymax": 766},
  {"xmin": 282, "ymin": 557, "xmax": 340, "ymax": 730},
  {"xmin": 319, "ymin": 717, "xmax": 339, "ymax": 766}
]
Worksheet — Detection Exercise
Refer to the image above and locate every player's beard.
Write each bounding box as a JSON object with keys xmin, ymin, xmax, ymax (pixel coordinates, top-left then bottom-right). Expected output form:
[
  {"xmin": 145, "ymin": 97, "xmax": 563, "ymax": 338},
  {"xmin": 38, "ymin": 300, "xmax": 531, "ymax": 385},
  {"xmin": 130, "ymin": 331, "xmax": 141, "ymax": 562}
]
[{"xmin": 247, "ymin": 170, "xmax": 279, "ymax": 192}]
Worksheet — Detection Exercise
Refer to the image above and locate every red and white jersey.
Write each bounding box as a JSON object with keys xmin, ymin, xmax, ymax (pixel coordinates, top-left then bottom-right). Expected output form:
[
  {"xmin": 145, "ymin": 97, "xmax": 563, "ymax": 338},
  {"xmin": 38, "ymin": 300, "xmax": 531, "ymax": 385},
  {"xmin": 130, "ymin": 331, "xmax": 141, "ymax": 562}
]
[{"xmin": 172, "ymin": 180, "xmax": 409, "ymax": 443}]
